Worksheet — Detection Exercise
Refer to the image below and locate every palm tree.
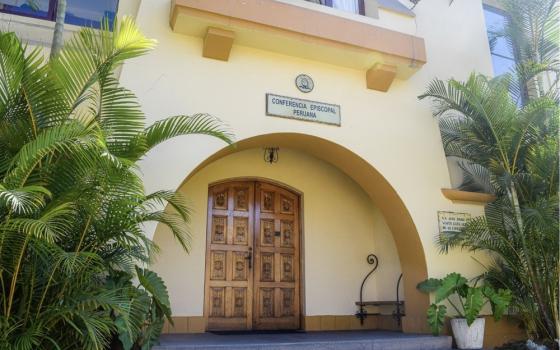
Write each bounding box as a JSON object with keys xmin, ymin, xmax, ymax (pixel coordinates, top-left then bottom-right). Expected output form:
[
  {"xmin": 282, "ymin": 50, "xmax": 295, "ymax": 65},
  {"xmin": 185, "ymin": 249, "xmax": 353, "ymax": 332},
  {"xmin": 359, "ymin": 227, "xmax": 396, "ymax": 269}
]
[
  {"xmin": 50, "ymin": 0, "xmax": 66, "ymax": 59},
  {"xmin": 419, "ymin": 73, "xmax": 558, "ymax": 342},
  {"xmin": 418, "ymin": 0, "xmax": 558, "ymax": 344},
  {"xmin": 0, "ymin": 17, "xmax": 233, "ymax": 349}
]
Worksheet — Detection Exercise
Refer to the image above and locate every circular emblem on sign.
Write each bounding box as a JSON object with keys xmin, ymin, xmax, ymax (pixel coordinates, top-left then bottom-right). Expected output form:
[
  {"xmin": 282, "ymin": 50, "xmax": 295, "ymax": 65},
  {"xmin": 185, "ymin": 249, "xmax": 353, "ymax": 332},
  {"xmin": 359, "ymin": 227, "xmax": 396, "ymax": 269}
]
[{"xmin": 295, "ymin": 74, "xmax": 314, "ymax": 93}]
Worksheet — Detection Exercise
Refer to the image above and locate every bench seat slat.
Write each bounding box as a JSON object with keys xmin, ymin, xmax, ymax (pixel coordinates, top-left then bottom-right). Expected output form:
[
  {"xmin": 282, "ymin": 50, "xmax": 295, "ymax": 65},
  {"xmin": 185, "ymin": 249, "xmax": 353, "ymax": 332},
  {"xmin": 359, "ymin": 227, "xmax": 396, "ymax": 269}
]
[{"xmin": 355, "ymin": 301, "xmax": 404, "ymax": 306}]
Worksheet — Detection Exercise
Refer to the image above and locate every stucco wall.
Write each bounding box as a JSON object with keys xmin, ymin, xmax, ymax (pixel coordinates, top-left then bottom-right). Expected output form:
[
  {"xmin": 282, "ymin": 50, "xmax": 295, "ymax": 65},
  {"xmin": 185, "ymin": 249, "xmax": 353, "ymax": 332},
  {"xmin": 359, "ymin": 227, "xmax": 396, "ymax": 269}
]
[
  {"xmin": 152, "ymin": 148, "xmax": 402, "ymax": 316},
  {"xmin": 118, "ymin": 0, "xmax": 497, "ymax": 323}
]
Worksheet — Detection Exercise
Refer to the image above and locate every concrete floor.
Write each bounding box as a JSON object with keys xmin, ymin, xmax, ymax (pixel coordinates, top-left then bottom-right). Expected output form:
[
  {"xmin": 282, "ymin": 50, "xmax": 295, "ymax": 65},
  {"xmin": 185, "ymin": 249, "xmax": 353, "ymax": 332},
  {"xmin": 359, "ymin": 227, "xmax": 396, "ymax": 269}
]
[{"xmin": 153, "ymin": 330, "xmax": 453, "ymax": 349}]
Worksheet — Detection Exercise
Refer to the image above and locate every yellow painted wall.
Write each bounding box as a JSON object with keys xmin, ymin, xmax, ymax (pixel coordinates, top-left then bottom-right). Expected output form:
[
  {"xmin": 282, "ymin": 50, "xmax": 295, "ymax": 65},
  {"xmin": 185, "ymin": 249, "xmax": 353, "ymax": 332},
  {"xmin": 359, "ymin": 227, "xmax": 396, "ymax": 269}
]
[
  {"xmin": 0, "ymin": 0, "xmax": 502, "ymax": 324},
  {"xmin": 152, "ymin": 148, "xmax": 402, "ymax": 316},
  {"xmin": 118, "ymin": 0, "xmax": 497, "ymax": 322}
]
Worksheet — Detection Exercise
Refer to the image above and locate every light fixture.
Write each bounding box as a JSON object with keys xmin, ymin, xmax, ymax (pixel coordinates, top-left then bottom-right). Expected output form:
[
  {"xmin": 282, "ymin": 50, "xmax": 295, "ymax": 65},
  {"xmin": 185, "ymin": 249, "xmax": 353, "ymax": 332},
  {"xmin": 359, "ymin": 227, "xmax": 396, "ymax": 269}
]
[{"xmin": 263, "ymin": 147, "xmax": 279, "ymax": 164}]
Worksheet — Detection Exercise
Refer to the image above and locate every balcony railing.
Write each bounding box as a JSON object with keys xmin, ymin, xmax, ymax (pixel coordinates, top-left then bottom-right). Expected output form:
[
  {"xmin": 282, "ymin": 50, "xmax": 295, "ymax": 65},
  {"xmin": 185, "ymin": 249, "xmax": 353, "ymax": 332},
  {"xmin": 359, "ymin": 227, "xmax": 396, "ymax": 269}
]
[{"xmin": 304, "ymin": 0, "xmax": 366, "ymax": 16}]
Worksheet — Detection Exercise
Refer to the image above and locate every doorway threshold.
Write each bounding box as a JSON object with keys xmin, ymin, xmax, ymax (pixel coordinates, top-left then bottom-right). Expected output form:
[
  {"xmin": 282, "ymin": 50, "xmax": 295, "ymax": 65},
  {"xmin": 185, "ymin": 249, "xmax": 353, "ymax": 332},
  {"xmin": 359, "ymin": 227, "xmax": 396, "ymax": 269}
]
[
  {"xmin": 154, "ymin": 330, "xmax": 452, "ymax": 350},
  {"xmin": 209, "ymin": 329, "xmax": 306, "ymax": 335}
]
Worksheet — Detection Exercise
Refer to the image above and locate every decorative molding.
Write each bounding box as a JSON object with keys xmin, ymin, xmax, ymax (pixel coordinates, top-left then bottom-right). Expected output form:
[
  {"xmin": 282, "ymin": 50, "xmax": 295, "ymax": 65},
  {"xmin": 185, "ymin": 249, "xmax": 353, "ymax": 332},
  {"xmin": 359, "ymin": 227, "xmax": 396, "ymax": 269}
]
[
  {"xmin": 171, "ymin": 0, "xmax": 426, "ymax": 78},
  {"xmin": 441, "ymin": 188, "xmax": 496, "ymax": 203}
]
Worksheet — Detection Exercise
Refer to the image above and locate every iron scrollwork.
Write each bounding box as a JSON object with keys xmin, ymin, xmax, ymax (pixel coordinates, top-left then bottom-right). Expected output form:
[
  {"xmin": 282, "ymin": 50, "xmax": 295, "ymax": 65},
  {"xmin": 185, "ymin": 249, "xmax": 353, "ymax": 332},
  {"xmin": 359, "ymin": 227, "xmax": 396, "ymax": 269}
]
[
  {"xmin": 355, "ymin": 254, "xmax": 379, "ymax": 325},
  {"xmin": 393, "ymin": 273, "xmax": 404, "ymax": 327},
  {"xmin": 355, "ymin": 254, "xmax": 405, "ymax": 326}
]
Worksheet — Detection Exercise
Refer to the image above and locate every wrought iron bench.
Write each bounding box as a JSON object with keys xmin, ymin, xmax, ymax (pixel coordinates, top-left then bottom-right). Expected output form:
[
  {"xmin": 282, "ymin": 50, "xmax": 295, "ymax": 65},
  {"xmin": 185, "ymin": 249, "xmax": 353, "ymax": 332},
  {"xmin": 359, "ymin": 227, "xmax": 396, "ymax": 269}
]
[{"xmin": 354, "ymin": 254, "xmax": 405, "ymax": 327}]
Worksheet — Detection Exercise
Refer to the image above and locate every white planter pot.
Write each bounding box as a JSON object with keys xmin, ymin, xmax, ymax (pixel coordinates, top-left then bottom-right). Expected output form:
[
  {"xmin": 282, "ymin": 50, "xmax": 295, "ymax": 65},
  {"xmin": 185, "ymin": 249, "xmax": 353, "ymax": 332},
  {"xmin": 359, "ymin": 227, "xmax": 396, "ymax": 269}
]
[{"xmin": 450, "ymin": 317, "xmax": 485, "ymax": 349}]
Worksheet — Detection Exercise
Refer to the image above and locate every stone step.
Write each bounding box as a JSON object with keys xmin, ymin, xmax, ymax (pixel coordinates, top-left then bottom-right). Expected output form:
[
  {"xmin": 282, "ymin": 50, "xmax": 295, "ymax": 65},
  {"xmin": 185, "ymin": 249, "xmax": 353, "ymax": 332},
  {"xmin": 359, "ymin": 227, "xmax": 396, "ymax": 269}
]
[{"xmin": 153, "ymin": 330, "xmax": 452, "ymax": 350}]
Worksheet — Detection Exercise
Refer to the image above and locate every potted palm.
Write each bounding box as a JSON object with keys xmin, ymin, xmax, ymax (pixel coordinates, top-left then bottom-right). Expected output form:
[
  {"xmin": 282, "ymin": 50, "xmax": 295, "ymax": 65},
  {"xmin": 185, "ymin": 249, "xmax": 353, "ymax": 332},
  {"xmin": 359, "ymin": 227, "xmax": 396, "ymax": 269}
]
[{"xmin": 417, "ymin": 273, "xmax": 512, "ymax": 349}]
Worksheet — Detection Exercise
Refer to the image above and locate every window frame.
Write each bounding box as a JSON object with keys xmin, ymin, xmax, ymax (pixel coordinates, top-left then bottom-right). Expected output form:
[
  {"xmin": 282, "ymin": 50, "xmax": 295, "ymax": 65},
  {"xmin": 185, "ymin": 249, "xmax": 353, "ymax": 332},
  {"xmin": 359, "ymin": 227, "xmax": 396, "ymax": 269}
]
[
  {"xmin": 323, "ymin": 0, "xmax": 366, "ymax": 16},
  {"xmin": 0, "ymin": 0, "xmax": 119, "ymax": 29},
  {"xmin": 0, "ymin": 0, "xmax": 57, "ymax": 21},
  {"xmin": 482, "ymin": 4, "xmax": 519, "ymax": 70},
  {"xmin": 483, "ymin": 4, "xmax": 528, "ymax": 105}
]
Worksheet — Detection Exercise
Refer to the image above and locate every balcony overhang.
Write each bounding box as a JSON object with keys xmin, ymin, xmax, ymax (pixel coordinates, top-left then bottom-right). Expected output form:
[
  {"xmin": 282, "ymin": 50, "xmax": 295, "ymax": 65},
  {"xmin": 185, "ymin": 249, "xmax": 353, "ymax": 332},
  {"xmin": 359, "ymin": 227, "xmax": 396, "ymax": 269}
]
[{"xmin": 170, "ymin": 0, "xmax": 426, "ymax": 91}]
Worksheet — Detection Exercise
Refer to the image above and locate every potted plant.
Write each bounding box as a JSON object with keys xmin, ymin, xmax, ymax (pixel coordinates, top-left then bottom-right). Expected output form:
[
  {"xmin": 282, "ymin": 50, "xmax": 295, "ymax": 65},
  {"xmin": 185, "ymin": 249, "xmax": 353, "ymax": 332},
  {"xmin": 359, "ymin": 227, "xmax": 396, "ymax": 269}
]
[{"xmin": 417, "ymin": 273, "xmax": 512, "ymax": 349}]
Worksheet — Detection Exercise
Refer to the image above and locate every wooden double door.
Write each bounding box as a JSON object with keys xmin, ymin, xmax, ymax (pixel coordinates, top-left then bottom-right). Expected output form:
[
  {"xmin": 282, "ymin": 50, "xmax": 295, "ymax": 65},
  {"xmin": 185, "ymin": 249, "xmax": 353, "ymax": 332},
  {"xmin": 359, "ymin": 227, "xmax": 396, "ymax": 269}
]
[{"xmin": 204, "ymin": 180, "xmax": 301, "ymax": 331}]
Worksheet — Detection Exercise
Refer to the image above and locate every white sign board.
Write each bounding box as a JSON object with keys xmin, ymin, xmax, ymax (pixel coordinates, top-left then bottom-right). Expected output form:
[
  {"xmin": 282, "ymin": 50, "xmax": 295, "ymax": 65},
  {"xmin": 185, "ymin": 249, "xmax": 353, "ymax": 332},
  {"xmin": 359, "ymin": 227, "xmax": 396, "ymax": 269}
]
[
  {"xmin": 266, "ymin": 93, "xmax": 341, "ymax": 126},
  {"xmin": 438, "ymin": 211, "xmax": 471, "ymax": 234}
]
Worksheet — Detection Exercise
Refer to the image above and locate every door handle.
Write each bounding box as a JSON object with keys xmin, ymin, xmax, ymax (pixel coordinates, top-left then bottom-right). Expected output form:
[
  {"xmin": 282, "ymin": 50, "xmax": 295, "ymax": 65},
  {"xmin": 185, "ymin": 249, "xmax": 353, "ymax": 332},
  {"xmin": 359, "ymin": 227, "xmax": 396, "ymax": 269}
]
[{"xmin": 245, "ymin": 247, "xmax": 253, "ymax": 269}]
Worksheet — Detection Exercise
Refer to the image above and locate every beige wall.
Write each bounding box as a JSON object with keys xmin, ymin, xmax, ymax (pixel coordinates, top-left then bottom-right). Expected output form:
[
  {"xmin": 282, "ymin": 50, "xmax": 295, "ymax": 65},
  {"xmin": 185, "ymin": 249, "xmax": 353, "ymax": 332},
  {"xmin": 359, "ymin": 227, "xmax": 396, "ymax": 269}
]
[
  {"xmin": 0, "ymin": 0, "xmax": 506, "ymax": 331},
  {"xmin": 152, "ymin": 148, "xmax": 402, "ymax": 316},
  {"xmin": 118, "ymin": 0, "xmax": 498, "ymax": 326},
  {"xmin": 123, "ymin": 0, "xmax": 492, "ymax": 275}
]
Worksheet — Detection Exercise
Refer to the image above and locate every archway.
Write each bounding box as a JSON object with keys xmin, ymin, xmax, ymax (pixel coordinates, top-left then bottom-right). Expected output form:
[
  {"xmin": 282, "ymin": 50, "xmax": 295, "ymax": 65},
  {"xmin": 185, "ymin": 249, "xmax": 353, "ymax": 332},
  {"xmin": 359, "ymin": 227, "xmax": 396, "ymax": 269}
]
[{"xmin": 179, "ymin": 133, "xmax": 429, "ymax": 333}]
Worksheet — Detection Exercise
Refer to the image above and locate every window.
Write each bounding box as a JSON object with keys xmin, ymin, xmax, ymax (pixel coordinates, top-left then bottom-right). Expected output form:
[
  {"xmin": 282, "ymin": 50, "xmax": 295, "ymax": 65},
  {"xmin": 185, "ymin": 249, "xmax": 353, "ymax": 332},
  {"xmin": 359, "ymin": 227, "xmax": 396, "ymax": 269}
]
[
  {"xmin": 0, "ymin": 0, "xmax": 52, "ymax": 20},
  {"xmin": 0, "ymin": 0, "xmax": 119, "ymax": 29},
  {"xmin": 483, "ymin": 5, "xmax": 516, "ymax": 76},
  {"xmin": 306, "ymin": 0, "xmax": 365, "ymax": 15}
]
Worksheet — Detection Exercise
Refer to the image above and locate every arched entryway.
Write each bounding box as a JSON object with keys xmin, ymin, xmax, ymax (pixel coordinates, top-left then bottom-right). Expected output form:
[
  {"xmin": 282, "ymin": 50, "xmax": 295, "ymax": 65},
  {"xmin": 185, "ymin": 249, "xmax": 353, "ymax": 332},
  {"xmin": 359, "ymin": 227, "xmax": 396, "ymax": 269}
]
[{"xmin": 180, "ymin": 133, "xmax": 429, "ymax": 333}]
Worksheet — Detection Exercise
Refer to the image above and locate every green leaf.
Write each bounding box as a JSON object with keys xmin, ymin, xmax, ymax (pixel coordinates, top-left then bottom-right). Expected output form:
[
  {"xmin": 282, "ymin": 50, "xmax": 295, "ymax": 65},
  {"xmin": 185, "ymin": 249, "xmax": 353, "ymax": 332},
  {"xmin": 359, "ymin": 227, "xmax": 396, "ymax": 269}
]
[
  {"xmin": 4, "ymin": 121, "xmax": 103, "ymax": 187},
  {"xmin": 483, "ymin": 286, "xmax": 512, "ymax": 321},
  {"xmin": 0, "ymin": 14, "xmax": 236, "ymax": 350},
  {"xmin": 116, "ymin": 290, "xmax": 150, "ymax": 350},
  {"xmin": 0, "ymin": 185, "xmax": 51, "ymax": 214},
  {"xmin": 435, "ymin": 273, "xmax": 468, "ymax": 303},
  {"xmin": 135, "ymin": 267, "xmax": 172, "ymax": 321},
  {"xmin": 417, "ymin": 278, "xmax": 442, "ymax": 293},
  {"xmin": 143, "ymin": 190, "xmax": 192, "ymax": 222},
  {"xmin": 139, "ymin": 315, "xmax": 164, "ymax": 350},
  {"xmin": 140, "ymin": 210, "xmax": 191, "ymax": 253},
  {"xmin": 464, "ymin": 287, "xmax": 484, "ymax": 325},
  {"xmin": 143, "ymin": 113, "xmax": 233, "ymax": 154},
  {"xmin": 50, "ymin": 16, "xmax": 155, "ymax": 113},
  {"xmin": 456, "ymin": 283, "xmax": 469, "ymax": 298},
  {"xmin": 1, "ymin": 202, "xmax": 75, "ymax": 242},
  {"xmin": 427, "ymin": 303, "xmax": 447, "ymax": 336}
]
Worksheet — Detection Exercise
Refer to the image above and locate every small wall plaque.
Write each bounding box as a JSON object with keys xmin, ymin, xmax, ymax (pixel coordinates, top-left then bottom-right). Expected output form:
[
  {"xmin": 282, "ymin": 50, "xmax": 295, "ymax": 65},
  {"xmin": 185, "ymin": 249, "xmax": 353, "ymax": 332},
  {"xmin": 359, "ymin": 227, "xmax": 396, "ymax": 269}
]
[
  {"xmin": 438, "ymin": 211, "xmax": 471, "ymax": 234},
  {"xmin": 266, "ymin": 93, "xmax": 341, "ymax": 126}
]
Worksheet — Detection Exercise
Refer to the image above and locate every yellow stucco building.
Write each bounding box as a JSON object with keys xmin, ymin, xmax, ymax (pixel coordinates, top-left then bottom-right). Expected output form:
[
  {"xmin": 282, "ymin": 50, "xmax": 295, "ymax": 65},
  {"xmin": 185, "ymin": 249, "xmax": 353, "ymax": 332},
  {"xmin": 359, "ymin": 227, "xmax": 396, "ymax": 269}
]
[{"xmin": 0, "ymin": 0, "xmax": 525, "ymax": 347}]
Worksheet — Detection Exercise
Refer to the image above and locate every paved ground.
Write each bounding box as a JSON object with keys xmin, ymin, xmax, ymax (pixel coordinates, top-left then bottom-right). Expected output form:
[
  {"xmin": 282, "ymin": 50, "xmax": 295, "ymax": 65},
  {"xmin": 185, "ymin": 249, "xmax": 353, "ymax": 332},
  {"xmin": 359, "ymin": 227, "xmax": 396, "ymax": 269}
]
[{"xmin": 153, "ymin": 330, "xmax": 453, "ymax": 349}]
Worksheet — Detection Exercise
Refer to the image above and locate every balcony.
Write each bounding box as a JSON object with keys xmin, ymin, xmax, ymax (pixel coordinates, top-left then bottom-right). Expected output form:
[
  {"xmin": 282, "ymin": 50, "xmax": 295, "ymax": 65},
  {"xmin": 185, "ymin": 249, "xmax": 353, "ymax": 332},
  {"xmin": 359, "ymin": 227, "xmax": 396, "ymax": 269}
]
[{"xmin": 170, "ymin": 0, "xmax": 426, "ymax": 92}]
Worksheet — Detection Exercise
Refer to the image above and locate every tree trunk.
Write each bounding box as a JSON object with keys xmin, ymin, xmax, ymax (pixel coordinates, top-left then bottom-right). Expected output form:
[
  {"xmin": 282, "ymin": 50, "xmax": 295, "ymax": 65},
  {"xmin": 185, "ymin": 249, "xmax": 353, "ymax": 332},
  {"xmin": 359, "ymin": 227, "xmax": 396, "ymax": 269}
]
[
  {"xmin": 508, "ymin": 183, "xmax": 556, "ymax": 339},
  {"xmin": 50, "ymin": 0, "xmax": 67, "ymax": 59}
]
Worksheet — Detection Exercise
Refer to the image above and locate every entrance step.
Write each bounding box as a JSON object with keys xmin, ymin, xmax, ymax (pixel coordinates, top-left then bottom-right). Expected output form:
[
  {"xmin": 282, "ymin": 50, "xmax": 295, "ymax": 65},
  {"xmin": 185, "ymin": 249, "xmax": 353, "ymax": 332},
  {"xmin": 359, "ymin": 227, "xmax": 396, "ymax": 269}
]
[{"xmin": 153, "ymin": 330, "xmax": 452, "ymax": 350}]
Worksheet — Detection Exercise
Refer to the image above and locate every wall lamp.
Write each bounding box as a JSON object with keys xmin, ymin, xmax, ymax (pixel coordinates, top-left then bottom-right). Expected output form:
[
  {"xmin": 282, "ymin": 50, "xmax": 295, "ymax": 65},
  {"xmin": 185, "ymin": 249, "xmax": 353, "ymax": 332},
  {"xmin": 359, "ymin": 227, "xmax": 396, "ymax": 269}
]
[{"xmin": 264, "ymin": 147, "xmax": 279, "ymax": 164}]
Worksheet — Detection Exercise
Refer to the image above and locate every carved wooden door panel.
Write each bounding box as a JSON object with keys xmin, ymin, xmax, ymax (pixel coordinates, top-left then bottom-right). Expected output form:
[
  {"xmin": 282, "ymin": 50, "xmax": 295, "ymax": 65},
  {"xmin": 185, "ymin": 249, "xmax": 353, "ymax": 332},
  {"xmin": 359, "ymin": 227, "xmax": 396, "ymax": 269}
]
[
  {"xmin": 205, "ymin": 180, "xmax": 300, "ymax": 331},
  {"xmin": 253, "ymin": 182, "xmax": 300, "ymax": 330},
  {"xmin": 205, "ymin": 182, "xmax": 254, "ymax": 330}
]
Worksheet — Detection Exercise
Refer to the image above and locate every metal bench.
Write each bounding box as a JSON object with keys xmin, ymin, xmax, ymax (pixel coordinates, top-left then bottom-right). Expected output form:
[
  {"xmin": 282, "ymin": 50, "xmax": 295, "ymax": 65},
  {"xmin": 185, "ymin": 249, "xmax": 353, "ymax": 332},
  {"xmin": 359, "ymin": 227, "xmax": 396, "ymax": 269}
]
[{"xmin": 355, "ymin": 254, "xmax": 405, "ymax": 327}]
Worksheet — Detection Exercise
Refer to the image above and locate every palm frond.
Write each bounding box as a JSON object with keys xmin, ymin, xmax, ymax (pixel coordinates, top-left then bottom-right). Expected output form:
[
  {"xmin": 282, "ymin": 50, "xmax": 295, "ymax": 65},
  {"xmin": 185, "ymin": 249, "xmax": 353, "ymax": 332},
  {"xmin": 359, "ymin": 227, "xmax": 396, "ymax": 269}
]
[
  {"xmin": 143, "ymin": 113, "xmax": 234, "ymax": 155},
  {"xmin": 0, "ymin": 16, "xmax": 233, "ymax": 349},
  {"xmin": 0, "ymin": 184, "xmax": 50, "ymax": 215}
]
